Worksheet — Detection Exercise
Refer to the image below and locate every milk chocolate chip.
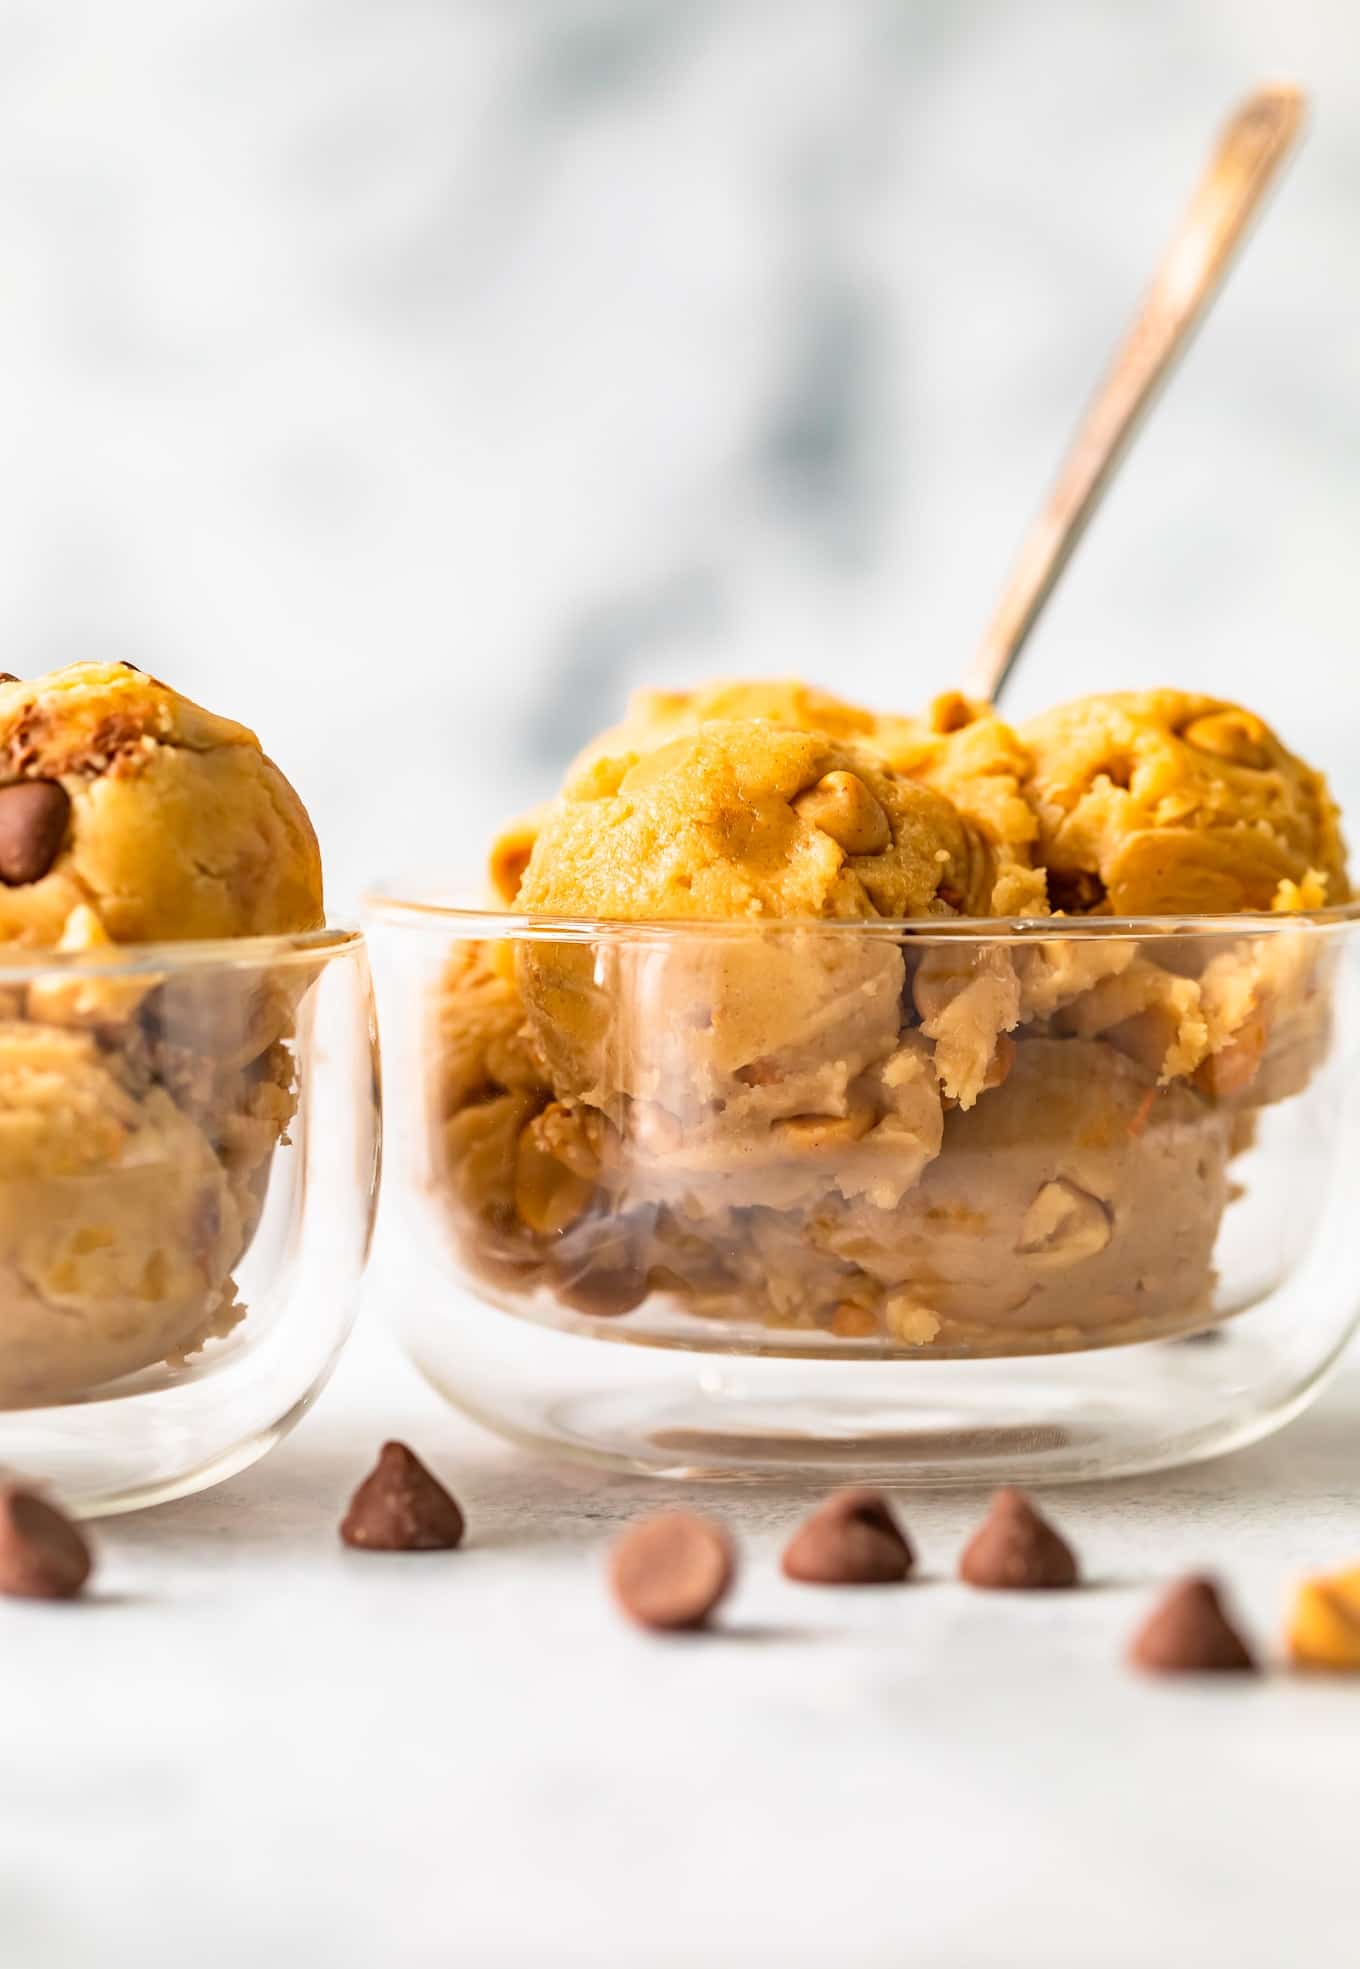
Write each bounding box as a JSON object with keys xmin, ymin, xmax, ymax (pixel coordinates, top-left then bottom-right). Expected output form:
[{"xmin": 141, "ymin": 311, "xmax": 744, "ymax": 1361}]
[
  {"xmin": 0, "ymin": 1485, "xmax": 93, "ymax": 1600},
  {"xmin": 959, "ymin": 1487, "xmax": 1079, "ymax": 1590},
  {"xmin": 551, "ymin": 1228, "xmax": 650, "ymax": 1318},
  {"xmin": 782, "ymin": 1488, "xmax": 914, "ymax": 1585},
  {"xmin": 609, "ymin": 1511, "xmax": 734, "ymax": 1631},
  {"xmin": 1129, "ymin": 1575, "xmax": 1258, "ymax": 1674},
  {"xmin": 340, "ymin": 1442, "xmax": 465, "ymax": 1551},
  {"xmin": 0, "ymin": 780, "xmax": 70, "ymax": 886}
]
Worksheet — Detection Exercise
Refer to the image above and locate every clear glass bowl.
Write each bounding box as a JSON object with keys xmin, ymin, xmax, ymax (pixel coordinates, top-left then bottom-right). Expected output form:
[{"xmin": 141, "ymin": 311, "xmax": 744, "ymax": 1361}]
[
  {"xmin": 0, "ymin": 927, "xmax": 379, "ymax": 1514},
  {"xmin": 368, "ymin": 890, "xmax": 1360, "ymax": 1484}
]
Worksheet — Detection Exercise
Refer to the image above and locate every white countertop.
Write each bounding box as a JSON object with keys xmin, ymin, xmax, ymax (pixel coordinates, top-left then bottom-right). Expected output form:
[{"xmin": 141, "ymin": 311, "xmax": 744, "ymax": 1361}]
[{"xmin": 4, "ymin": 1306, "xmax": 1358, "ymax": 1969}]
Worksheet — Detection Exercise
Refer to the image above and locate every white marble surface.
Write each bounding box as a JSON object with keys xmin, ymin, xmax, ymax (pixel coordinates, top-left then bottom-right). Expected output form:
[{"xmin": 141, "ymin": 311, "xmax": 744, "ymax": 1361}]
[
  {"xmin": 4, "ymin": 1313, "xmax": 1357, "ymax": 1969},
  {"xmin": 1, "ymin": 3, "xmax": 1359, "ymax": 907}
]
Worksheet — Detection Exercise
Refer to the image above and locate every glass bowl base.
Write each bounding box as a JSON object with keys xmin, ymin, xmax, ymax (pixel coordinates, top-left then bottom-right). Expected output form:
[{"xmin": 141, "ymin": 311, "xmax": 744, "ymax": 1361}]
[
  {"xmin": 0, "ymin": 1356, "xmax": 342, "ymax": 1518},
  {"xmin": 402, "ymin": 1300, "xmax": 1344, "ymax": 1486}
]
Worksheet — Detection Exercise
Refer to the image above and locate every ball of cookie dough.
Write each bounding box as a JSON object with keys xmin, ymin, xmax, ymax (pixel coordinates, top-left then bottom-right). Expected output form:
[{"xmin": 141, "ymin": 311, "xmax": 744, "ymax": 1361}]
[
  {"xmin": 520, "ymin": 719, "xmax": 987, "ymax": 926},
  {"xmin": 815, "ymin": 1037, "xmax": 1233, "ymax": 1348},
  {"xmin": 0, "ymin": 1022, "xmax": 245, "ymax": 1405},
  {"xmin": 580, "ymin": 682, "xmax": 1049, "ymax": 916},
  {"xmin": 0, "ymin": 662, "xmax": 323, "ymax": 947},
  {"xmin": 515, "ymin": 719, "xmax": 985, "ymax": 1132},
  {"xmin": 490, "ymin": 677, "xmax": 1045, "ymax": 918},
  {"xmin": 486, "ymin": 680, "xmax": 891, "ymax": 903},
  {"xmin": 1020, "ymin": 690, "xmax": 1348, "ymax": 916}
]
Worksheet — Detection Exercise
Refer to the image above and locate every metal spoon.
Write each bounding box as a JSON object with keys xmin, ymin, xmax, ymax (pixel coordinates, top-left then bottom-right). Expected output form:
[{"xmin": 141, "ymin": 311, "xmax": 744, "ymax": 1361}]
[{"xmin": 965, "ymin": 82, "xmax": 1307, "ymax": 706}]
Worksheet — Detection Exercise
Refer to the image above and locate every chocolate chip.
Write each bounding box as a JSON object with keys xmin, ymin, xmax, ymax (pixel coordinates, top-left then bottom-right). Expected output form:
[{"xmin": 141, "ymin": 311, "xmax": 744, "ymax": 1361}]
[
  {"xmin": 1047, "ymin": 867, "xmax": 1108, "ymax": 914},
  {"xmin": 1128, "ymin": 1575, "xmax": 1258, "ymax": 1675},
  {"xmin": 0, "ymin": 673, "xmax": 18, "ymax": 685},
  {"xmin": 0, "ymin": 1486, "xmax": 93, "ymax": 1600},
  {"xmin": 340, "ymin": 1442, "xmax": 465, "ymax": 1552},
  {"xmin": 551, "ymin": 1230, "xmax": 650, "ymax": 1318},
  {"xmin": 0, "ymin": 780, "xmax": 70, "ymax": 886},
  {"xmin": 609, "ymin": 1511, "xmax": 734, "ymax": 1631},
  {"xmin": 781, "ymin": 1488, "xmax": 914, "ymax": 1585},
  {"xmin": 958, "ymin": 1487, "xmax": 1079, "ymax": 1590}
]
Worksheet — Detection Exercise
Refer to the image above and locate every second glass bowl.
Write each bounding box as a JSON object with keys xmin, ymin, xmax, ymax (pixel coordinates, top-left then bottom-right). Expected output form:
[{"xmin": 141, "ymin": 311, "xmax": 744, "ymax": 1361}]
[
  {"xmin": 0, "ymin": 927, "xmax": 380, "ymax": 1513},
  {"xmin": 370, "ymin": 893, "xmax": 1360, "ymax": 1484}
]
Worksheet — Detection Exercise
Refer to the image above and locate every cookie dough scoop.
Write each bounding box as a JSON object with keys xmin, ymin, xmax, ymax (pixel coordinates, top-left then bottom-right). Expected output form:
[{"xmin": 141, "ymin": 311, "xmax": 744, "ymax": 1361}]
[
  {"xmin": 514, "ymin": 720, "xmax": 988, "ymax": 1212},
  {"xmin": 0, "ymin": 662, "xmax": 325, "ymax": 1405},
  {"xmin": 0, "ymin": 662, "xmax": 322, "ymax": 949}
]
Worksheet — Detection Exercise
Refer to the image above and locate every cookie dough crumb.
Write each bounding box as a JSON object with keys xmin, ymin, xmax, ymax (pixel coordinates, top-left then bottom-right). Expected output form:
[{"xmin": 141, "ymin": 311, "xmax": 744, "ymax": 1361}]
[{"xmin": 883, "ymin": 1292, "xmax": 941, "ymax": 1346}]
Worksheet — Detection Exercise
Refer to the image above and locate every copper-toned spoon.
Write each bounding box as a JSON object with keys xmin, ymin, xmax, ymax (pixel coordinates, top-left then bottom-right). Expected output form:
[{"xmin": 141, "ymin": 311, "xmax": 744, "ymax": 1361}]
[{"xmin": 965, "ymin": 82, "xmax": 1307, "ymax": 706}]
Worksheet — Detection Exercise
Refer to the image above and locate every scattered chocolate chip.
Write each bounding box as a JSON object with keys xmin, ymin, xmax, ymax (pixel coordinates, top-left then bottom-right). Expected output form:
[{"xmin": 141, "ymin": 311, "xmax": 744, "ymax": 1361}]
[
  {"xmin": 1128, "ymin": 1575, "xmax": 1258, "ymax": 1675},
  {"xmin": 782, "ymin": 1488, "xmax": 914, "ymax": 1585},
  {"xmin": 609, "ymin": 1511, "xmax": 734, "ymax": 1631},
  {"xmin": 0, "ymin": 673, "xmax": 18, "ymax": 685},
  {"xmin": 0, "ymin": 780, "xmax": 70, "ymax": 886},
  {"xmin": 0, "ymin": 1486, "xmax": 93, "ymax": 1600},
  {"xmin": 340, "ymin": 1442, "xmax": 465, "ymax": 1552},
  {"xmin": 958, "ymin": 1487, "xmax": 1079, "ymax": 1590}
]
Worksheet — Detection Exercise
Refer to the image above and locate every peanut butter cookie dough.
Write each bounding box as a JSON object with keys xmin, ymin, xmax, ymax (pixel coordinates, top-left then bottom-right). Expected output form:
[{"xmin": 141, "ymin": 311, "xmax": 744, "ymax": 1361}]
[
  {"xmin": 0, "ymin": 1023, "xmax": 244, "ymax": 1404},
  {"xmin": 514, "ymin": 721, "xmax": 984, "ymax": 1199},
  {"xmin": 518, "ymin": 719, "xmax": 990, "ymax": 924},
  {"xmin": 813, "ymin": 1039, "xmax": 1232, "ymax": 1348},
  {"xmin": 0, "ymin": 662, "xmax": 324, "ymax": 1405},
  {"xmin": 490, "ymin": 677, "xmax": 1045, "ymax": 916},
  {"xmin": 0, "ymin": 663, "xmax": 322, "ymax": 947},
  {"xmin": 1020, "ymin": 689, "xmax": 1346, "ymax": 917},
  {"xmin": 439, "ymin": 674, "xmax": 1348, "ymax": 1358}
]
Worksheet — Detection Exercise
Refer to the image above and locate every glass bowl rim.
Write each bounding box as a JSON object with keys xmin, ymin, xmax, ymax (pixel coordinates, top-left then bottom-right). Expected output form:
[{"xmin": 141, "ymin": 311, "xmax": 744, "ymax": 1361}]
[
  {"xmin": 362, "ymin": 887, "xmax": 1360, "ymax": 946},
  {"xmin": 0, "ymin": 923, "xmax": 364, "ymax": 983}
]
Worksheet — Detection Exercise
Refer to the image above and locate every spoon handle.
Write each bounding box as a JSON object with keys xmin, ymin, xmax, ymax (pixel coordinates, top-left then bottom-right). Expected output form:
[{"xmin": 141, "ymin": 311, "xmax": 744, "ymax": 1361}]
[{"xmin": 965, "ymin": 82, "xmax": 1306, "ymax": 706}]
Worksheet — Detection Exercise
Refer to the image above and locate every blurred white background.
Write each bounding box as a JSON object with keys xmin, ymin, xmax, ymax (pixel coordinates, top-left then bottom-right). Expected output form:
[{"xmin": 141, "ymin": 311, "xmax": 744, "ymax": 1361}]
[{"xmin": 1, "ymin": 0, "xmax": 1357, "ymax": 909}]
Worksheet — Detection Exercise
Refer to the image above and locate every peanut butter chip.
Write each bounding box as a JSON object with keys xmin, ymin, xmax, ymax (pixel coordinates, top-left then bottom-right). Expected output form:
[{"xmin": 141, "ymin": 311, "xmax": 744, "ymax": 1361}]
[
  {"xmin": 782, "ymin": 1488, "xmax": 914, "ymax": 1585},
  {"xmin": 1193, "ymin": 1017, "xmax": 1267, "ymax": 1100},
  {"xmin": 609, "ymin": 1512, "xmax": 734, "ymax": 1631},
  {"xmin": 792, "ymin": 771, "xmax": 892, "ymax": 855},
  {"xmin": 774, "ymin": 1107, "xmax": 875, "ymax": 1152},
  {"xmin": 1016, "ymin": 1179, "xmax": 1112, "ymax": 1263},
  {"xmin": 0, "ymin": 780, "xmax": 70, "ymax": 886},
  {"xmin": 513, "ymin": 1123, "xmax": 594, "ymax": 1235},
  {"xmin": 1288, "ymin": 1566, "xmax": 1360, "ymax": 1672},
  {"xmin": 340, "ymin": 1442, "xmax": 465, "ymax": 1552},
  {"xmin": 959, "ymin": 1488, "xmax": 1078, "ymax": 1590},
  {"xmin": 1129, "ymin": 1575, "xmax": 1258, "ymax": 1674},
  {"xmin": 0, "ymin": 1485, "xmax": 93, "ymax": 1600},
  {"xmin": 1180, "ymin": 711, "xmax": 1271, "ymax": 770}
]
